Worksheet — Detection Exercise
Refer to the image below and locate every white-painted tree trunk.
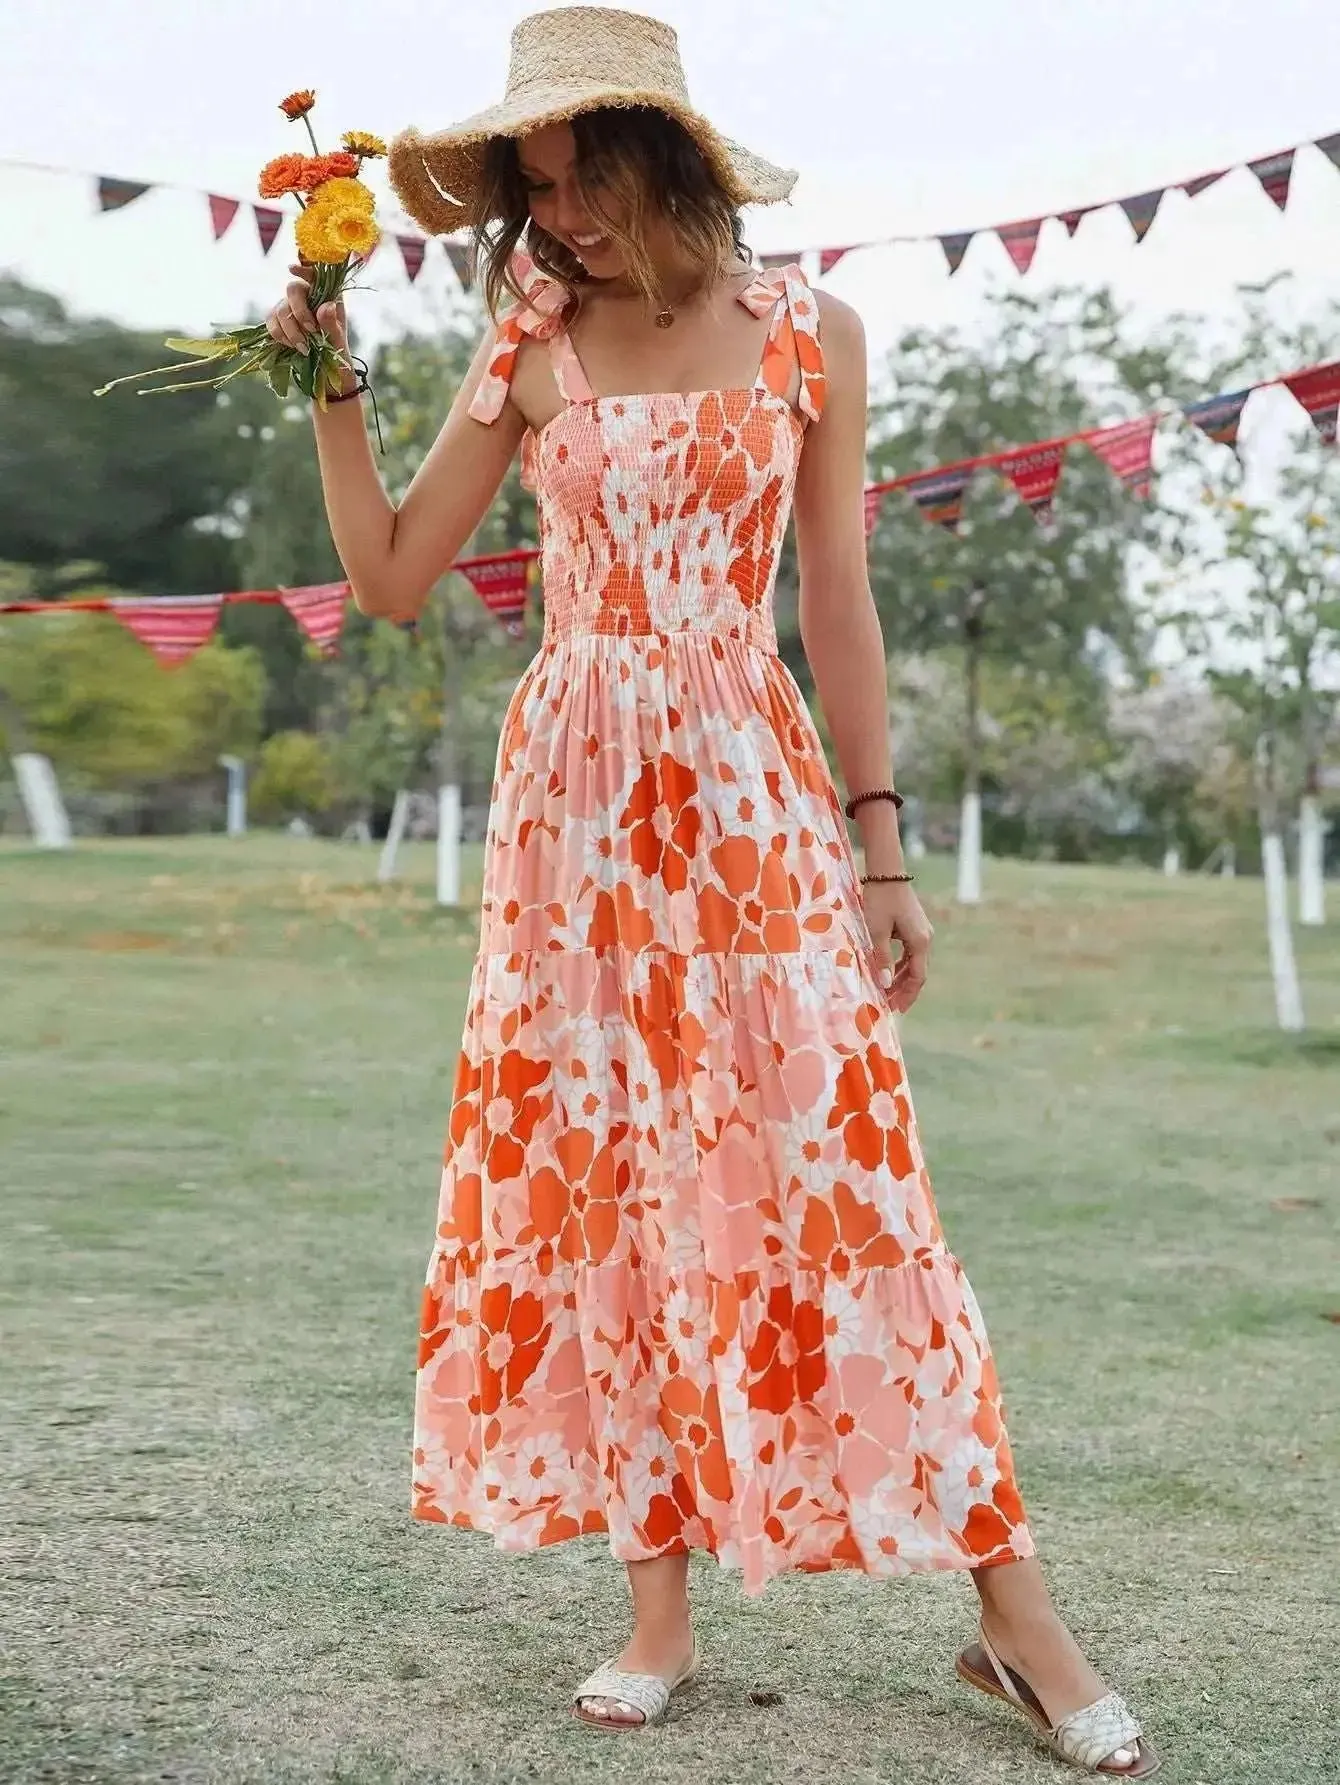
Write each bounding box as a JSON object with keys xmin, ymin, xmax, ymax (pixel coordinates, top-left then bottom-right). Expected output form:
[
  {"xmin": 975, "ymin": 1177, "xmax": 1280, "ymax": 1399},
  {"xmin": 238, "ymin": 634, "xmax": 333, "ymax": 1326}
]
[
  {"xmin": 956, "ymin": 791, "xmax": 982, "ymax": 904},
  {"xmin": 1261, "ymin": 830, "xmax": 1305, "ymax": 1031},
  {"xmin": 219, "ymin": 756, "xmax": 247, "ymax": 837},
  {"xmin": 1297, "ymin": 796, "xmax": 1326, "ymax": 926},
  {"xmin": 436, "ymin": 783, "xmax": 462, "ymax": 907},
  {"xmin": 377, "ymin": 789, "xmax": 411, "ymax": 884},
  {"xmin": 1162, "ymin": 845, "xmax": 1181, "ymax": 876},
  {"xmin": 12, "ymin": 753, "xmax": 71, "ymax": 848}
]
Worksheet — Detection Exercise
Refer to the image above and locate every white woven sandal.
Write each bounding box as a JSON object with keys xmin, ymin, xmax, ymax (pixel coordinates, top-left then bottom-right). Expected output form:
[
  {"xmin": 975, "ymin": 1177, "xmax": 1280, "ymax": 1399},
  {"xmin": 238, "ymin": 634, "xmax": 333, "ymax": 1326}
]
[
  {"xmin": 571, "ymin": 1641, "xmax": 701, "ymax": 1730},
  {"xmin": 956, "ymin": 1625, "xmax": 1160, "ymax": 1777}
]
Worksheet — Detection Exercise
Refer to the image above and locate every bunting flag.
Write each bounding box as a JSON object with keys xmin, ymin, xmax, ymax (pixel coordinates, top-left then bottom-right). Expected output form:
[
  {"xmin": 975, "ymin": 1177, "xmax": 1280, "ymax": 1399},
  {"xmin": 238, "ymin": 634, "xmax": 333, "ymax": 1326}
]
[
  {"xmin": 1249, "ymin": 148, "xmax": 1295, "ymax": 211},
  {"xmin": 1182, "ymin": 387, "xmax": 1252, "ymax": 453},
  {"xmin": 253, "ymin": 205, "xmax": 284, "ymax": 256},
  {"xmin": 108, "ymin": 595, "xmax": 223, "ymax": 666},
  {"xmin": 456, "ymin": 551, "xmax": 533, "ymax": 636},
  {"xmin": 1119, "ymin": 189, "xmax": 1165, "ymax": 243},
  {"xmin": 1181, "ymin": 168, "xmax": 1228, "ymax": 198},
  {"xmin": 997, "ymin": 218, "xmax": 1044, "ymax": 275},
  {"xmin": 1283, "ymin": 362, "xmax": 1340, "ymax": 444},
  {"xmin": 939, "ymin": 232, "xmax": 974, "ymax": 276},
  {"xmin": 47, "ymin": 120, "xmax": 1340, "ymax": 294},
  {"xmin": 97, "ymin": 177, "xmax": 151, "ymax": 213},
  {"xmin": 397, "ymin": 235, "xmax": 427, "ymax": 283},
  {"xmin": 998, "ymin": 441, "xmax": 1069, "ymax": 522},
  {"xmin": 863, "ymin": 486, "xmax": 886, "ymax": 538},
  {"xmin": 759, "ymin": 251, "xmax": 796, "ymax": 270},
  {"xmin": 1085, "ymin": 416, "xmax": 1158, "ymax": 497},
  {"xmin": 208, "ymin": 194, "xmax": 240, "ymax": 241},
  {"xmin": 900, "ymin": 463, "xmax": 977, "ymax": 532},
  {"xmin": 278, "ymin": 582, "xmax": 351, "ymax": 655},
  {"xmin": 444, "ymin": 240, "xmax": 475, "ymax": 291}
]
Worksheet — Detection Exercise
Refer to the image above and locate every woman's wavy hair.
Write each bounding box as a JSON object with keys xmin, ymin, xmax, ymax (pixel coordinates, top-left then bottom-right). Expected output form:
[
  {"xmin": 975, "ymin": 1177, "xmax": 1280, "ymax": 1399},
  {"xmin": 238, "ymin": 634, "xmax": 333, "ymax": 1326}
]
[{"xmin": 475, "ymin": 106, "xmax": 748, "ymax": 320}]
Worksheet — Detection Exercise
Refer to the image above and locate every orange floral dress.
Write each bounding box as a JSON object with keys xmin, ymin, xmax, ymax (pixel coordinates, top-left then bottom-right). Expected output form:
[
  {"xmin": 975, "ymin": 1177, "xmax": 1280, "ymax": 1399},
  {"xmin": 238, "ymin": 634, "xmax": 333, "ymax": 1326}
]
[{"xmin": 412, "ymin": 254, "xmax": 1034, "ymax": 1594}]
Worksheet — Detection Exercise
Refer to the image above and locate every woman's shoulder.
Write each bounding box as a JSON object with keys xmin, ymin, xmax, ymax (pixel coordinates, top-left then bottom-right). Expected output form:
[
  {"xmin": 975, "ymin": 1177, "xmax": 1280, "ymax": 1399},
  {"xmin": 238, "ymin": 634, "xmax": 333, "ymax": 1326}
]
[{"xmin": 812, "ymin": 286, "xmax": 863, "ymax": 344}]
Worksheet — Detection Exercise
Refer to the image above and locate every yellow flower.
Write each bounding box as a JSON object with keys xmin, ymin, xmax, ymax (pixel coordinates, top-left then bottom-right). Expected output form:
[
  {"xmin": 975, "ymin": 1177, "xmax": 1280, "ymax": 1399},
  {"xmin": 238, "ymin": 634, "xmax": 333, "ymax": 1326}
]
[
  {"xmin": 296, "ymin": 196, "xmax": 380, "ymax": 264},
  {"xmin": 305, "ymin": 175, "xmax": 375, "ymax": 216},
  {"xmin": 341, "ymin": 130, "xmax": 387, "ymax": 159}
]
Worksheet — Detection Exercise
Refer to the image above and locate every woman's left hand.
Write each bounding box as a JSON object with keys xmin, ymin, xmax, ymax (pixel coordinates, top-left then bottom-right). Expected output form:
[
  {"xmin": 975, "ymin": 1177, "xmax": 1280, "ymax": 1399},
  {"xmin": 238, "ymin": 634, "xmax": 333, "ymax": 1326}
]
[{"xmin": 862, "ymin": 880, "xmax": 934, "ymax": 1012}]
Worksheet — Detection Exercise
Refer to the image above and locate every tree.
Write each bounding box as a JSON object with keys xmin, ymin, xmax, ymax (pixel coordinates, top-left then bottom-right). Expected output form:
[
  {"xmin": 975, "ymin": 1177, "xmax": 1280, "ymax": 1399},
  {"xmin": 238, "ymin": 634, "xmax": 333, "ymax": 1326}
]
[
  {"xmin": 866, "ymin": 285, "xmax": 1187, "ymax": 900},
  {"xmin": 0, "ymin": 279, "xmax": 251, "ymax": 597}
]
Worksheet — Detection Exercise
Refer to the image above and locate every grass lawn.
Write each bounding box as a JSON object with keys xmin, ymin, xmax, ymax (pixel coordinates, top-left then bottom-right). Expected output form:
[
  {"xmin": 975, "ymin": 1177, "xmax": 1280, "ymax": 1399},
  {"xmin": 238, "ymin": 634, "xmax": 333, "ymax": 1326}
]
[{"xmin": 1, "ymin": 833, "xmax": 1336, "ymax": 1784}]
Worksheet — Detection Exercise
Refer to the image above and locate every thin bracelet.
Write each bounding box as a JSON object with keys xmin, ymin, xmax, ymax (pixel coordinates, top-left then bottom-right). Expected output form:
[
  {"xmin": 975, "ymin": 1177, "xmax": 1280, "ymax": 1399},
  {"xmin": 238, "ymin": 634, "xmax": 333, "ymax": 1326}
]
[
  {"xmin": 860, "ymin": 871, "xmax": 915, "ymax": 884},
  {"xmin": 845, "ymin": 787, "xmax": 904, "ymax": 820}
]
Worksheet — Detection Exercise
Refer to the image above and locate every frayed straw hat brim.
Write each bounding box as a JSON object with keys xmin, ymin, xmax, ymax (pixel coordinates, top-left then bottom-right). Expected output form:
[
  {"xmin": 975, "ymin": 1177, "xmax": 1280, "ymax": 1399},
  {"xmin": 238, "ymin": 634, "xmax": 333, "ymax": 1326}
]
[{"xmin": 387, "ymin": 6, "xmax": 797, "ymax": 236}]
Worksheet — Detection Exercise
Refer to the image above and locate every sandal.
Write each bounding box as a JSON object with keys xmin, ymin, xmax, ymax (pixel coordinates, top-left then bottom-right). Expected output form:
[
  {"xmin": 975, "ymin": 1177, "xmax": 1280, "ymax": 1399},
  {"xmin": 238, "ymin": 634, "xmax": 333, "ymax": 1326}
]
[
  {"xmin": 956, "ymin": 1624, "xmax": 1160, "ymax": 1777},
  {"xmin": 572, "ymin": 1639, "xmax": 701, "ymax": 1730}
]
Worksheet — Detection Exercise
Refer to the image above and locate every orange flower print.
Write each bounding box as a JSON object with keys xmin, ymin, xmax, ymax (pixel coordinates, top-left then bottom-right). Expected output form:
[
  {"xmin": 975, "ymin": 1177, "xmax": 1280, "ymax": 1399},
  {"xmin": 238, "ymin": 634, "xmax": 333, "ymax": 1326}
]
[
  {"xmin": 620, "ymin": 754, "xmax": 702, "ymax": 894},
  {"xmin": 410, "ymin": 255, "xmax": 1033, "ymax": 1596}
]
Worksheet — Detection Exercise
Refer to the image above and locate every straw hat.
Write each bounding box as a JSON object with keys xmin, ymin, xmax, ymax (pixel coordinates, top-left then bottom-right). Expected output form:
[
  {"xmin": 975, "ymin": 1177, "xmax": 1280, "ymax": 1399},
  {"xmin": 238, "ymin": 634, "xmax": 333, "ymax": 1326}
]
[{"xmin": 388, "ymin": 6, "xmax": 797, "ymax": 235}]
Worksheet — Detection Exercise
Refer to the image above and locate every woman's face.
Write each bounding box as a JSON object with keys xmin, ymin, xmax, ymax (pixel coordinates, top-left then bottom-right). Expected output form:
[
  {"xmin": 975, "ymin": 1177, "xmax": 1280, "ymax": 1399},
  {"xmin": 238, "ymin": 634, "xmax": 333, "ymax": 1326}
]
[{"xmin": 517, "ymin": 121, "xmax": 636, "ymax": 279}]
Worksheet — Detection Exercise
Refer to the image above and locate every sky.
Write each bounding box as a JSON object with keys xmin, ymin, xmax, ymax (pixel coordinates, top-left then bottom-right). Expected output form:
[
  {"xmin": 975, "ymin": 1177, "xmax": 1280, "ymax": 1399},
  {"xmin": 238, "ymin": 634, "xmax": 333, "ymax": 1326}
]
[{"xmin": 5, "ymin": 0, "xmax": 1340, "ymax": 382}]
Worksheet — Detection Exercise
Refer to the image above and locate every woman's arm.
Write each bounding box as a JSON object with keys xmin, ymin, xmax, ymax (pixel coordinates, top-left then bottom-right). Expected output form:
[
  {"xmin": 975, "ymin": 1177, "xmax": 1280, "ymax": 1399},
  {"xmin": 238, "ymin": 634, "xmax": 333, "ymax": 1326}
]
[
  {"xmin": 309, "ymin": 319, "xmax": 526, "ymax": 622},
  {"xmin": 792, "ymin": 293, "xmax": 933, "ymax": 1008}
]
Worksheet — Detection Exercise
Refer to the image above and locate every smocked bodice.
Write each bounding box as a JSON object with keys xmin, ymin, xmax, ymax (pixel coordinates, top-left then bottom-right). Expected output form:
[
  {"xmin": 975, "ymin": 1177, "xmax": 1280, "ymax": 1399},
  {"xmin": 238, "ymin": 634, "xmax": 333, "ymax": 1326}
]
[{"xmin": 468, "ymin": 252, "xmax": 826, "ymax": 650}]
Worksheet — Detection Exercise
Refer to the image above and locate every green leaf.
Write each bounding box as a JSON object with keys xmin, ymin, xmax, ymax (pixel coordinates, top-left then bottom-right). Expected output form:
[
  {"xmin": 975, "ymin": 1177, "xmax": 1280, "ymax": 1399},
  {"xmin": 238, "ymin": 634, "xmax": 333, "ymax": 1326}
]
[{"xmin": 164, "ymin": 335, "xmax": 240, "ymax": 359}]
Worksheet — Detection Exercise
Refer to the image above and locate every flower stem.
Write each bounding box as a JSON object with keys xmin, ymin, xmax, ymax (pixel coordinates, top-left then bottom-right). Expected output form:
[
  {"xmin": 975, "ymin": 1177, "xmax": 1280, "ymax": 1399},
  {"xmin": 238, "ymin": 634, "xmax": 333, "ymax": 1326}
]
[{"xmin": 303, "ymin": 116, "xmax": 320, "ymax": 156}]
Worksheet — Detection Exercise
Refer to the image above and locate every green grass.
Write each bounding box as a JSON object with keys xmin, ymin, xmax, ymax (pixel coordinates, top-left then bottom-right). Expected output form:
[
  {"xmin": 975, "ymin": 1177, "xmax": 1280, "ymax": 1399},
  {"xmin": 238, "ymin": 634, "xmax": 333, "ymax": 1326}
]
[{"xmin": 2, "ymin": 835, "xmax": 1337, "ymax": 1784}]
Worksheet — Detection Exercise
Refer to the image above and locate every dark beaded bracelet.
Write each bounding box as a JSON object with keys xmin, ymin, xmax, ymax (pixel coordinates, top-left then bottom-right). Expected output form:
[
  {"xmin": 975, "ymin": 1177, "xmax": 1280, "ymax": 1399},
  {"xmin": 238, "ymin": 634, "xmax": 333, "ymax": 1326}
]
[
  {"xmin": 845, "ymin": 787, "xmax": 904, "ymax": 820},
  {"xmin": 860, "ymin": 871, "xmax": 915, "ymax": 884}
]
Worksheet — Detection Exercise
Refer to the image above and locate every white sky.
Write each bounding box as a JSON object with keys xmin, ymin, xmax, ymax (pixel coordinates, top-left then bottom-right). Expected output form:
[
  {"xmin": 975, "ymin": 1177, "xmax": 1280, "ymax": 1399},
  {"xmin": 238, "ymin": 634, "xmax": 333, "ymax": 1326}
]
[{"xmin": 4, "ymin": 0, "xmax": 1339, "ymax": 375}]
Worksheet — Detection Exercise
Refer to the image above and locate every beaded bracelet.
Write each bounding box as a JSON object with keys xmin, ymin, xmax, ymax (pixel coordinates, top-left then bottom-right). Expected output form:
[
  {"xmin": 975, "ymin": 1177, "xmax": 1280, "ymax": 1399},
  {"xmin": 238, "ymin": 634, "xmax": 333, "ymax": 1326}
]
[
  {"xmin": 844, "ymin": 787, "xmax": 904, "ymax": 820},
  {"xmin": 860, "ymin": 871, "xmax": 915, "ymax": 885}
]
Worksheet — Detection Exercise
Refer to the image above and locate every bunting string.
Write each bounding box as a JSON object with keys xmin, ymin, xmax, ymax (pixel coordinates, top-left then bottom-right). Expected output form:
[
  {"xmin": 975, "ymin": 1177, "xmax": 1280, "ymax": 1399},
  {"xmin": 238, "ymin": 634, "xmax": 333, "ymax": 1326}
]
[
  {"xmin": 2, "ymin": 358, "xmax": 1333, "ymax": 660},
  {"xmin": 4, "ymin": 121, "xmax": 1337, "ymax": 289}
]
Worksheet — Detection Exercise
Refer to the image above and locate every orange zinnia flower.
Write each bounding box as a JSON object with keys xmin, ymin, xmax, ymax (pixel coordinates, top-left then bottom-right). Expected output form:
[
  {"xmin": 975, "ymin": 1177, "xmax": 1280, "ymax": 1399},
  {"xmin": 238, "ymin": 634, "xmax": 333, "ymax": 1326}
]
[
  {"xmin": 299, "ymin": 151, "xmax": 360, "ymax": 189},
  {"xmin": 257, "ymin": 153, "xmax": 309, "ymax": 200},
  {"xmin": 279, "ymin": 89, "xmax": 316, "ymax": 120}
]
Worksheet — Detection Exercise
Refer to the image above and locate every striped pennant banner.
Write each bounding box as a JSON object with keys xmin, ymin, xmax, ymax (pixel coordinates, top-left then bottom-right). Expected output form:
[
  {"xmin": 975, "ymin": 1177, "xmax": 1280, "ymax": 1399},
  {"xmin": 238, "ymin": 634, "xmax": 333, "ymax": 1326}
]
[
  {"xmin": 1182, "ymin": 388, "xmax": 1252, "ymax": 454},
  {"xmin": 1283, "ymin": 362, "xmax": 1340, "ymax": 445},
  {"xmin": 98, "ymin": 177, "xmax": 151, "ymax": 213},
  {"xmin": 109, "ymin": 595, "xmax": 223, "ymax": 666},
  {"xmin": 457, "ymin": 552, "xmax": 533, "ymax": 637},
  {"xmin": 278, "ymin": 582, "xmax": 351, "ymax": 655}
]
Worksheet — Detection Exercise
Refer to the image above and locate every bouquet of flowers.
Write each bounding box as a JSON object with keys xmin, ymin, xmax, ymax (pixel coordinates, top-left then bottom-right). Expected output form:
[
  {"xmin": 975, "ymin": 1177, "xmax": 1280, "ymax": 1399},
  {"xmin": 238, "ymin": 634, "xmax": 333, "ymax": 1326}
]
[{"xmin": 95, "ymin": 91, "xmax": 384, "ymax": 420}]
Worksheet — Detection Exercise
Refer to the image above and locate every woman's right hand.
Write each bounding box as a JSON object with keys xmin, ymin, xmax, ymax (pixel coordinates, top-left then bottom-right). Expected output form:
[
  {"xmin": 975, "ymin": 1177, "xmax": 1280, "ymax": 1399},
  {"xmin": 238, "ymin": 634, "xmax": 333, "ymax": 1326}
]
[{"xmin": 265, "ymin": 262, "xmax": 349, "ymax": 360}]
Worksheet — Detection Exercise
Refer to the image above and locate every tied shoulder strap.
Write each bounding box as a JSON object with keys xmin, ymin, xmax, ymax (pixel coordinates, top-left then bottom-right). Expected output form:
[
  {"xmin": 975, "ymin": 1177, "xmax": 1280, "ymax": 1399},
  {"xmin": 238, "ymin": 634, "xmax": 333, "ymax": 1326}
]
[
  {"xmin": 467, "ymin": 248, "xmax": 573, "ymax": 426},
  {"xmin": 749, "ymin": 263, "xmax": 826, "ymax": 423}
]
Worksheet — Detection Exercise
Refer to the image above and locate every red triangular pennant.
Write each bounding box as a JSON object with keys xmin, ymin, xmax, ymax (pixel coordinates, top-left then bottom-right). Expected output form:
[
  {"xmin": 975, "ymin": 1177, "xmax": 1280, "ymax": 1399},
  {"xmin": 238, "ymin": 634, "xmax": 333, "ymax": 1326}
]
[
  {"xmin": 457, "ymin": 552, "xmax": 534, "ymax": 637},
  {"xmin": 1249, "ymin": 148, "xmax": 1295, "ymax": 211},
  {"xmin": 98, "ymin": 177, "xmax": 151, "ymax": 213},
  {"xmin": 1087, "ymin": 416, "xmax": 1158, "ymax": 498},
  {"xmin": 997, "ymin": 219, "xmax": 1044, "ymax": 275},
  {"xmin": 1059, "ymin": 208, "xmax": 1092, "ymax": 238},
  {"xmin": 397, "ymin": 235, "xmax": 427, "ymax": 283},
  {"xmin": 1316, "ymin": 132, "xmax": 1340, "ymax": 176},
  {"xmin": 819, "ymin": 246, "xmax": 854, "ymax": 277},
  {"xmin": 998, "ymin": 442, "xmax": 1068, "ymax": 523},
  {"xmin": 1283, "ymin": 363, "xmax": 1340, "ymax": 445},
  {"xmin": 277, "ymin": 582, "xmax": 350, "ymax": 655},
  {"xmin": 1182, "ymin": 168, "xmax": 1228, "ymax": 198},
  {"xmin": 208, "ymin": 194, "xmax": 240, "ymax": 241},
  {"xmin": 1119, "ymin": 188, "xmax": 1165, "ymax": 243},
  {"xmin": 939, "ymin": 232, "xmax": 974, "ymax": 276},
  {"xmin": 109, "ymin": 595, "xmax": 222, "ymax": 666},
  {"xmin": 254, "ymin": 205, "xmax": 284, "ymax": 256},
  {"xmin": 863, "ymin": 486, "xmax": 886, "ymax": 538},
  {"xmin": 443, "ymin": 240, "xmax": 474, "ymax": 290}
]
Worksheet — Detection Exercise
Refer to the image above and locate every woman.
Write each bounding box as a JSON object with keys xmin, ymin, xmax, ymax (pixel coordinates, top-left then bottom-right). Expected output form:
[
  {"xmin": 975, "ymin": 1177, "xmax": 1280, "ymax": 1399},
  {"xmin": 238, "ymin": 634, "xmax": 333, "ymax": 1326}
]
[{"xmin": 266, "ymin": 7, "xmax": 1157, "ymax": 1773}]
